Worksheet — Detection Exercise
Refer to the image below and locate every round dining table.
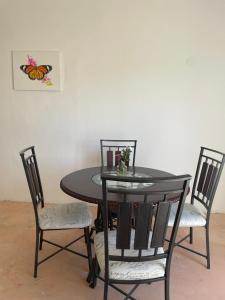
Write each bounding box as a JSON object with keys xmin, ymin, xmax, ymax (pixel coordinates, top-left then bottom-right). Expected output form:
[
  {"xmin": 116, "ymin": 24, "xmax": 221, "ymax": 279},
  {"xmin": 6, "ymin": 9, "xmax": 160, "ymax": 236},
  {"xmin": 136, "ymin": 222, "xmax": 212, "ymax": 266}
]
[{"xmin": 60, "ymin": 166, "xmax": 179, "ymax": 204}]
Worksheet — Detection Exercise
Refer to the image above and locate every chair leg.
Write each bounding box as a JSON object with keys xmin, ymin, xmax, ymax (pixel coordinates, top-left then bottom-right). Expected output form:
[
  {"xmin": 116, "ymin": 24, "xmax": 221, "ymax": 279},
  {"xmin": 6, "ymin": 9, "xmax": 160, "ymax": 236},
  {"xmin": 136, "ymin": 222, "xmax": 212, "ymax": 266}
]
[
  {"xmin": 95, "ymin": 204, "xmax": 103, "ymax": 233},
  {"xmin": 165, "ymin": 277, "xmax": 170, "ymax": 300},
  {"xmin": 104, "ymin": 281, "xmax": 109, "ymax": 300},
  {"xmin": 34, "ymin": 229, "xmax": 40, "ymax": 278},
  {"xmin": 89, "ymin": 256, "xmax": 99, "ymax": 288},
  {"xmin": 39, "ymin": 230, "xmax": 43, "ymax": 250},
  {"xmin": 189, "ymin": 227, "xmax": 193, "ymax": 244},
  {"xmin": 89, "ymin": 227, "xmax": 95, "ymax": 239},
  {"xmin": 205, "ymin": 225, "xmax": 210, "ymax": 269},
  {"xmin": 84, "ymin": 227, "xmax": 93, "ymax": 283}
]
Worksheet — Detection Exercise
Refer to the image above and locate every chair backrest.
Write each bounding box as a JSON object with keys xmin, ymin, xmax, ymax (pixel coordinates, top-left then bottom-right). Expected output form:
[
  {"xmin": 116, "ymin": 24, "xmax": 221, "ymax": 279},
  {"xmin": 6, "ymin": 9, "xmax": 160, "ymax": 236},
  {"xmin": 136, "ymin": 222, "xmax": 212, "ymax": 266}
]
[
  {"xmin": 101, "ymin": 173, "xmax": 191, "ymax": 280},
  {"xmin": 20, "ymin": 146, "xmax": 44, "ymax": 225},
  {"xmin": 191, "ymin": 147, "xmax": 225, "ymax": 214},
  {"xmin": 100, "ymin": 139, "xmax": 137, "ymax": 168}
]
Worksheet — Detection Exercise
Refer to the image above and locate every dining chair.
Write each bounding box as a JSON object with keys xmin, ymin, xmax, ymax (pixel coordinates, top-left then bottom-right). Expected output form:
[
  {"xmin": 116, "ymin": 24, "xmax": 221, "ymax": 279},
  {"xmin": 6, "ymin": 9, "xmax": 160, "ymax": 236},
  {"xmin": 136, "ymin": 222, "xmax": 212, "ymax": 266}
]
[
  {"xmin": 20, "ymin": 146, "xmax": 93, "ymax": 279},
  {"xmin": 98, "ymin": 139, "xmax": 137, "ymax": 231},
  {"xmin": 91, "ymin": 173, "xmax": 191, "ymax": 300},
  {"xmin": 168, "ymin": 146, "xmax": 225, "ymax": 269}
]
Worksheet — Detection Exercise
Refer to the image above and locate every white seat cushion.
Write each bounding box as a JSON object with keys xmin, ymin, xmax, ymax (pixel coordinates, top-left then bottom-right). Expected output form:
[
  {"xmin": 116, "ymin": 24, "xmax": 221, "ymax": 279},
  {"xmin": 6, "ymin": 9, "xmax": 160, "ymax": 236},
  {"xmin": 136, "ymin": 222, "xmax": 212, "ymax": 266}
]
[
  {"xmin": 94, "ymin": 230, "xmax": 166, "ymax": 281},
  {"xmin": 38, "ymin": 202, "xmax": 92, "ymax": 230},
  {"xmin": 168, "ymin": 203, "xmax": 206, "ymax": 227}
]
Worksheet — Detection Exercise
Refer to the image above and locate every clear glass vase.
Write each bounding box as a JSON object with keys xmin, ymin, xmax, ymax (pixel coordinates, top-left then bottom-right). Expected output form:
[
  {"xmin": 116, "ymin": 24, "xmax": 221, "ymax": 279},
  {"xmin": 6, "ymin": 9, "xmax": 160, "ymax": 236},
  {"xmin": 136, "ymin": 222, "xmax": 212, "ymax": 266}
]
[{"xmin": 116, "ymin": 160, "xmax": 127, "ymax": 175}]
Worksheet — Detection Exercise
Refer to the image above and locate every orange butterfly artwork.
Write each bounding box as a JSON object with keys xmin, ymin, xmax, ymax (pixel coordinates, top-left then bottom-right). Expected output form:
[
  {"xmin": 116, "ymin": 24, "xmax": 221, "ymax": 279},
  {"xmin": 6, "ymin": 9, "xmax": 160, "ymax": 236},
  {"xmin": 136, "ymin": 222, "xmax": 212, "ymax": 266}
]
[
  {"xmin": 20, "ymin": 64, "xmax": 52, "ymax": 80},
  {"xmin": 20, "ymin": 55, "xmax": 53, "ymax": 86}
]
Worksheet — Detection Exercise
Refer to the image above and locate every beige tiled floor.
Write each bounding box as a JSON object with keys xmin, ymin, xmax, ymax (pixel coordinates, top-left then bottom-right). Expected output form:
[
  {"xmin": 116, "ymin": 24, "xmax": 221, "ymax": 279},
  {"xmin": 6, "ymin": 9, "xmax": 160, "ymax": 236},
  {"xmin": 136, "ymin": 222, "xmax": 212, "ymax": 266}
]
[{"xmin": 0, "ymin": 201, "xmax": 225, "ymax": 300}]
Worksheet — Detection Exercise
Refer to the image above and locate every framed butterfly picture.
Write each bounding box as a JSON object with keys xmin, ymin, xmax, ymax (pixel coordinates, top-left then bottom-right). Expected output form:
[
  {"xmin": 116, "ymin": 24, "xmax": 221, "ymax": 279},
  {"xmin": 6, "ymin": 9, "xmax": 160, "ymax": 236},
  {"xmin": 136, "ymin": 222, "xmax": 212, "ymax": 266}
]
[{"xmin": 12, "ymin": 51, "xmax": 62, "ymax": 91}]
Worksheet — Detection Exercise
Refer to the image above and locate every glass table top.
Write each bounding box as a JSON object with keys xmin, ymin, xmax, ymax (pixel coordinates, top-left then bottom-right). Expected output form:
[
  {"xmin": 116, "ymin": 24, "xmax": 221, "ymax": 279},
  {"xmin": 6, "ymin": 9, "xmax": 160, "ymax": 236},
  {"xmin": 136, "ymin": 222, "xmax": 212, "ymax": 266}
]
[{"xmin": 92, "ymin": 171, "xmax": 154, "ymax": 190}]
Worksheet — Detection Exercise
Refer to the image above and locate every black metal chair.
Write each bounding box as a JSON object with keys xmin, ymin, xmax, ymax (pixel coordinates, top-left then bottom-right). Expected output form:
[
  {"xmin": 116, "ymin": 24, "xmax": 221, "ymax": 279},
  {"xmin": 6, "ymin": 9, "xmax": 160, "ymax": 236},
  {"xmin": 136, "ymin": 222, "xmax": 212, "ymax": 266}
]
[
  {"xmin": 100, "ymin": 139, "xmax": 137, "ymax": 168},
  {"xmin": 99, "ymin": 139, "xmax": 137, "ymax": 231},
  {"xmin": 168, "ymin": 146, "xmax": 225, "ymax": 269},
  {"xmin": 91, "ymin": 173, "xmax": 191, "ymax": 300},
  {"xmin": 20, "ymin": 146, "xmax": 93, "ymax": 279}
]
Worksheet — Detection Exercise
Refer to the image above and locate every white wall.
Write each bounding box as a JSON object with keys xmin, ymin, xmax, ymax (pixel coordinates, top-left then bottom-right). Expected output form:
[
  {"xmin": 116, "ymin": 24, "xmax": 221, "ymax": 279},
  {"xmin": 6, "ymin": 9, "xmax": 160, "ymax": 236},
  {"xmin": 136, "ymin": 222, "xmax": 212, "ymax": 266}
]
[{"xmin": 0, "ymin": 0, "xmax": 225, "ymax": 211}]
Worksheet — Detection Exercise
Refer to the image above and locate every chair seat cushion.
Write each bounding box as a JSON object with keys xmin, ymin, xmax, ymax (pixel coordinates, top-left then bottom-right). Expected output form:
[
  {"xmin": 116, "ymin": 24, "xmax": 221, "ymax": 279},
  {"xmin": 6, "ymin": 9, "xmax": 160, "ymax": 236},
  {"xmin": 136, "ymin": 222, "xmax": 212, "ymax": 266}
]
[
  {"xmin": 94, "ymin": 230, "xmax": 166, "ymax": 281},
  {"xmin": 38, "ymin": 202, "xmax": 92, "ymax": 230},
  {"xmin": 168, "ymin": 203, "xmax": 206, "ymax": 227}
]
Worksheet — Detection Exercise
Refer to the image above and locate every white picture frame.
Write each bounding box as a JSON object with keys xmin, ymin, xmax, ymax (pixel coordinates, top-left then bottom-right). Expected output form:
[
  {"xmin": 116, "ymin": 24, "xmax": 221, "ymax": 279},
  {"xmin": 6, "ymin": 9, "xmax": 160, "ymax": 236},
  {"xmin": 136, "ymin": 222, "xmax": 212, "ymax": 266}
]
[{"xmin": 12, "ymin": 51, "xmax": 62, "ymax": 91}]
